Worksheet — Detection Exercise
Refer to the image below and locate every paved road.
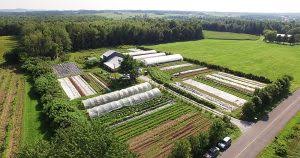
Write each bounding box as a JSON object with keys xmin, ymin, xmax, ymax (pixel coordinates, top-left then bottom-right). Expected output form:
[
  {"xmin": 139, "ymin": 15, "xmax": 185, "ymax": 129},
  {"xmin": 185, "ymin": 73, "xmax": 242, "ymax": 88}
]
[{"xmin": 221, "ymin": 90, "xmax": 300, "ymax": 158}]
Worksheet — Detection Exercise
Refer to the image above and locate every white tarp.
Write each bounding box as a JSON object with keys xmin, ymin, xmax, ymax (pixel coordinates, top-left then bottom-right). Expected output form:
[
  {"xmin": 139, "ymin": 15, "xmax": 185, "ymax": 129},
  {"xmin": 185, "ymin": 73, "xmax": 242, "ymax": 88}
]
[
  {"xmin": 217, "ymin": 72, "xmax": 267, "ymax": 87},
  {"xmin": 58, "ymin": 78, "xmax": 81, "ymax": 100},
  {"xmin": 160, "ymin": 63, "xmax": 193, "ymax": 71},
  {"xmin": 70, "ymin": 75, "xmax": 96, "ymax": 96},
  {"xmin": 133, "ymin": 53, "xmax": 166, "ymax": 60},
  {"xmin": 142, "ymin": 54, "xmax": 183, "ymax": 66},
  {"xmin": 87, "ymin": 88, "xmax": 162, "ymax": 117},
  {"xmin": 82, "ymin": 82, "xmax": 152, "ymax": 109},
  {"xmin": 127, "ymin": 50, "xmax": 157, "ymax": 56}
]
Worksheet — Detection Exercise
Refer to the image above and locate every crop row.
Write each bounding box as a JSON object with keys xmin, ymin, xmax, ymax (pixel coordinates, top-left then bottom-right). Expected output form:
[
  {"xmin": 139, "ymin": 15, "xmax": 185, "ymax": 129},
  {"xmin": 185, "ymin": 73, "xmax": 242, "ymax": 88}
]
[
  {"xmin": 114, "ymin": 103, "xmax": 199, "ymax": 141},
  {"xmin": 96, "ymin": 96, "xmax": 173, "ymax": 126},
  {"xmin": 81, "ymin": 73, "xmax": 105, "ymax": 94}
]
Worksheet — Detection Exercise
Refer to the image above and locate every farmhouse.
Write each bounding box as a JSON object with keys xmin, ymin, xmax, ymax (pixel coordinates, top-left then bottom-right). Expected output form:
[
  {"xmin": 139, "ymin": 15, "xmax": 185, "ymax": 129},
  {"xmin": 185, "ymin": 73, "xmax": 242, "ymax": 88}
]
[
  {"xmin": 101, "ymin": 50, "xmax": 124, "ymax": 71},
  {"xmin": 276, "ymin": 34, "xmax": 292, "ymax": 38}
]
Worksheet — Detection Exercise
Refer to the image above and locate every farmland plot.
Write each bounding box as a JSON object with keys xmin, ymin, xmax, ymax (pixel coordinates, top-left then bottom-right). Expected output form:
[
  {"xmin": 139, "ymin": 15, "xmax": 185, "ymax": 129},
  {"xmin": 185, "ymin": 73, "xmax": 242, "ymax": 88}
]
[
  {"xmin": 173, "ymin": 82, "xmax": 237, "ymax": 111},
  {"xmin": 0, "ymin": 68, "xmax": 25, "ymax": 157},
  {"xmin": 173, "ymin": 67, "xmax": 209, "ymax": 78},
  {"xmin": 69, "ymin": 75, "xmax": 96, "ymax": 96},
  {"xmin": 113, "ymin": 102, "xmax": 211, "ymax": 158},
  {"xmin": 53, "ymin": 62, "xmax": 82, "ymax": 78},
  {"xmin": 160, "ymin": 63, "xmax": 193, "ymax": 71},
  {"xmin": 183, "ymin": 79, "xmax": 246, "ymax": 106}
]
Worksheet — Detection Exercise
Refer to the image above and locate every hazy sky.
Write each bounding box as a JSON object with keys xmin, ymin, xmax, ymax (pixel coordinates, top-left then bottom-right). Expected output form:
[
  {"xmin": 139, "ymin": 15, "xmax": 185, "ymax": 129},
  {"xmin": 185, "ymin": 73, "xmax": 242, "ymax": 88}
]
[{"xmin": 1, "ymin": 0, "xmax": 300, "ymax": 13}]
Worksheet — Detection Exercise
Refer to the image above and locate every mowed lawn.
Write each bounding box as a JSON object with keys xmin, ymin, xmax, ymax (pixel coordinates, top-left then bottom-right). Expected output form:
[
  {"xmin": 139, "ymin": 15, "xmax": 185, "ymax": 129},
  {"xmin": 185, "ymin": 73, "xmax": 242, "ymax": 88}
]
[
  {"xmin": 0, "ymin": 36, "xmax": 17, "ymax": 62},
  {"xmin": 203, "ymin": 30, "xmax": 260, "ymax": 40},
  {"xmin": 147, "ymin": 39, "xmax": 300, "ymax": 90}
]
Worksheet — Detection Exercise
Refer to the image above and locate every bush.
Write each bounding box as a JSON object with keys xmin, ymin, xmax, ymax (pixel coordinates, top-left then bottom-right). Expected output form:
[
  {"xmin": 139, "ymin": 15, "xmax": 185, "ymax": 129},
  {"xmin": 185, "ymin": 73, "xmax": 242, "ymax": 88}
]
[
  {"xmin": 169, "ymin": 140, "xmax": 191, "ymax": 158},
  {"xmin": 84, "ymin": 58, "xmax": 99, "ymax": 68},
  {"xmin": 274, "ymin": 140, "xmax": 288, "ymax": 157}
]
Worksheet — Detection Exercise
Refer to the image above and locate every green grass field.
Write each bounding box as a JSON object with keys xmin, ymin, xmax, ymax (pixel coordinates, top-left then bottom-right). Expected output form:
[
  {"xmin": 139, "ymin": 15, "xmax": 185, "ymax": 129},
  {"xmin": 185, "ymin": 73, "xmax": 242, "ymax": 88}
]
[
  {"xmin": 259, "ymin": 112, "xmax": 300, "ymax": 158},
  {"xmin": 0, "ymin": 36, "xmax": 17, "ymax": 62},
  {"xmin": 21, "ymin": 81, "xmax": 47, "ymax": 146},
  {"xmin": 203, "ymin": 30, "xmax": 260, "ymax": 40},
  {"xmin": 146, "ymin": 39, "xmax": 300, "ymax": 90}
]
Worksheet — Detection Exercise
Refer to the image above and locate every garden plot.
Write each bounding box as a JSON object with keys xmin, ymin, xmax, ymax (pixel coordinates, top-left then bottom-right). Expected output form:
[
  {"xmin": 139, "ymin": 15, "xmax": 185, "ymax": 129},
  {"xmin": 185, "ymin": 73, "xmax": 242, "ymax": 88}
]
[
  {"xmin": 160, "ymin": 63, "xmax": 193, "ymax": 71},
  {"xmin": 81, "ymin": 73, "xmax": 110, "ymax": 94},
  {"xmin": 183, "ymin": 79, "xmax": 246, "ymax": 106},
  {"xmin": 173, "ymin": 82, "xmax": 237, "ymax": 111},
  {"xmin": 173, "ymin": 67, "xmax": 208, "ymax": 78},
  {"xmin": 206, "ymin": 75, "xmax": 255, "ymax": 93},
  {"xmin": 113, "ymin": 103, "xmax": 211, "ymax": 158},
  {"xmin": 69, "ymin": 75, "xmax": 96, "ymax": 96},
  {"xmin": 53, "ymin": 62, "xmax": 82, "ymax": 78},
  {"xmin": 88, "ymin": 88, "xmax": 162, "ymax": 118},
  {"xmin": 58, "ymin": 77, "xmax": 81, "ymax": 100},
  {"xmin": 218, "ymin": 72, "xmax": 267, "ymax": 87}
]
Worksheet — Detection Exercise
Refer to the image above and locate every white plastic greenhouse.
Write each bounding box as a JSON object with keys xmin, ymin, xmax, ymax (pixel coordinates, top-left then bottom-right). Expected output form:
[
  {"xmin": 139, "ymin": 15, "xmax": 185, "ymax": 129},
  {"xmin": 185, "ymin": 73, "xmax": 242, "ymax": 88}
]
[
  {"xmin": 142, "ymin": 54, "xmax": 183, "ymax": 66},
  {"xmin": 82, "ymin": 82, "xmax": 152, "ymax": 109},
  {"xmin": 127, "ymin": 50, "xmax": 157, "ymax": 56},
  {"xmin": 87, "ymin": 88, "xmax": 162, "ymax": 117},
  {"xmin": 133, "ymin": 53, "xmax": 166, "ymax": 60}
]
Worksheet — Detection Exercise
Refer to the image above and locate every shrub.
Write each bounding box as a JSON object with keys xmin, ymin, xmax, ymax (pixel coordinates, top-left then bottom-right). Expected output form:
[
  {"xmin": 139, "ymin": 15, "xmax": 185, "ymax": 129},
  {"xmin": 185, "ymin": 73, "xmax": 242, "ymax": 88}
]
[
  {"xmin": 169, "ymin": 139, "xmax": 191, "ymax": 158},
  {"xmin": 274, "ymin": 140, "xmax": 288, "ymax": 157}
]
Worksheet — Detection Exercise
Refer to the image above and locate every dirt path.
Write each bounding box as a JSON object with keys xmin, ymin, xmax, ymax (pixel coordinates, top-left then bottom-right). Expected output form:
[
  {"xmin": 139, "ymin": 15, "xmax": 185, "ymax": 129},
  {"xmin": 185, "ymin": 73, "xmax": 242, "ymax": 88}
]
[
  {"xmin": 221, "ymin": 90, "xmax": 300, "ymax": 158},
  {"xmin": 6, "ymin": 76, "xmax": 25, "ymax": 157},
  {"xmin": 0, "ymin": 74, "xmax": 17, "ymax": 154}
]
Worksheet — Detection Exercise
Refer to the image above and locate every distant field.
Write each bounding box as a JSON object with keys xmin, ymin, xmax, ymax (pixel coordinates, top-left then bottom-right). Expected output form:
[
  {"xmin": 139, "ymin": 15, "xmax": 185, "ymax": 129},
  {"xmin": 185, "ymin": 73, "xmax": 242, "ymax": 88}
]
[
  {"xmin": 0, "ymin": 36, "xmax": 17, "ymax": 62},
  {"xmin": 203, "ymin": 30, "xmax": 260, "ymax": 40},
  {"xmin": 146, "ymin": 39, "xmax": 300, "ymax": 90}
]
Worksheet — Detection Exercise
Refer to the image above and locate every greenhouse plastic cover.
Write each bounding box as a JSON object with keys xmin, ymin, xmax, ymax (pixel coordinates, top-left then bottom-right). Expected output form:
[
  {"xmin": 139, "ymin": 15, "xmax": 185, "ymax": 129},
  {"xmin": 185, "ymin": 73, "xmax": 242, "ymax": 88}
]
[
  {"xmin": 82, "ymin": 82, "xmax": 152, "ymax": 109},
  {"xmin": 127, "ymin": 50, "xmax": 157, "ymax": 56},
  {"xmin": 142, "ymin": 54, "xmax": 183, "ymax": 66},
  {"xmin": 87, "ymin": 88, "xmax": 162, "ymax": 117},
  {"xmin": 133, "ymin": 53, "xmax": 166, "ymax": 60}
]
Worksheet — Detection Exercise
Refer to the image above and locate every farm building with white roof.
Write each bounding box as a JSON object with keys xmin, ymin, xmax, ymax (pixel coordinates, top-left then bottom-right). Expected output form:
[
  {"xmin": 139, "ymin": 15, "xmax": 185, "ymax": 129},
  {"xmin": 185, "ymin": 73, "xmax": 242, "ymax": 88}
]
[{"xmin": 101, "ymin": 50, "xmax": 124, "ymax": 72}]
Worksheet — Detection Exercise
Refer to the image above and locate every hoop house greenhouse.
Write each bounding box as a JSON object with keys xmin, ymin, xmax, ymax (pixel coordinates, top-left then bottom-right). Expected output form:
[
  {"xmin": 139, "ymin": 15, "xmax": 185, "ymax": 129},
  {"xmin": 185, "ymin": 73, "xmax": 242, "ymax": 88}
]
[
  {"xmin": 87, "ymin": 88, "xmax": 162, "ymax": 117},
  {"xmin": 82, "ymin": 82, "xmax": 152, "ymax": 109},
  {"xmin": 133, "ymin": 53, "xmax": 166, "ymax": 60},
  {"xmin": 142, "ymin": 54, "xmax": 183, "ymax": 66}
]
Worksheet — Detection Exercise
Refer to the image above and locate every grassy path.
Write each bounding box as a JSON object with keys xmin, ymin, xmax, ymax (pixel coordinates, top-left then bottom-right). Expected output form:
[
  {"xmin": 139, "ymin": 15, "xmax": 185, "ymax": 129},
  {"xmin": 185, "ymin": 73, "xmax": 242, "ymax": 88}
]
[{"xmin": 21, "ymin": 81, "xmax": 45, "ymax": 146}]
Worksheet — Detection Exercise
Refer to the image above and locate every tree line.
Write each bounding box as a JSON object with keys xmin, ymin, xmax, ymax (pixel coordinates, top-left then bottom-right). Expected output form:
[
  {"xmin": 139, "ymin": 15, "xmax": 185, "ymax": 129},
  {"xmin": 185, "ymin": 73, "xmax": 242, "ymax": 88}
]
[
  {"xmin": 201, "ymin": 17, "xmax": 297, "ymax": 35},
  {"xmin": 242, "ymin": 75, "xmax": 293, "ymax": 121},
  {"xmin": 0, "ymin": 16, "xmax": 204, "ymax": 59}
]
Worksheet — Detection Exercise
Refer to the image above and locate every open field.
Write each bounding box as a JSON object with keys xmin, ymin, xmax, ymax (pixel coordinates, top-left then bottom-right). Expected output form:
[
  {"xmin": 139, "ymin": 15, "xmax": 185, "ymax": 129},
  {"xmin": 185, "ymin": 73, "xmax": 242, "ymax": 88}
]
[
  {"xmin": 203, "ymin": 30, "xmax": 260, "ymax": 40},
  {"xmin": 146, "ymin": 39, "xmax": 300, "ymax": 90},
  {"xmin": 259, "ymin": 112, "xmax": 300, "ymax": 158},
  {"xmin": 0, "ymin": 36, "xmax": 17, "ymax": 62},
  {"xmin": 112, "ymin": 101, "xmax": 211, "ymax": 158},
  {"xmin": 0, "ymin": 67, "xmax": 25, "ymax": 157}
]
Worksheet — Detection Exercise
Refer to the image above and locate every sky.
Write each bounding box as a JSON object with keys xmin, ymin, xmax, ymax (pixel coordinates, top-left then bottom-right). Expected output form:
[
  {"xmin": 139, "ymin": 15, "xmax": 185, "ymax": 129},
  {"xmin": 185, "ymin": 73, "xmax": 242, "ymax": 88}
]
[{"xmin": 0, "ymin": 0, "xmax": 300, "ymax": 13}]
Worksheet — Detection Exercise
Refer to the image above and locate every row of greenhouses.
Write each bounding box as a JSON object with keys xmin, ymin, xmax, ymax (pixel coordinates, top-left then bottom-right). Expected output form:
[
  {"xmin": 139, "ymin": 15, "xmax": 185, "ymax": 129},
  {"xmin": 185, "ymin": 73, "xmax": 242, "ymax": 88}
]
[
  {"xmin": 86, "ymin": 85, "xmax": 162, "ymax": 117},
  {"xmin": 82, "ymin": 82, "xmax": 152, "ymax": 109}
]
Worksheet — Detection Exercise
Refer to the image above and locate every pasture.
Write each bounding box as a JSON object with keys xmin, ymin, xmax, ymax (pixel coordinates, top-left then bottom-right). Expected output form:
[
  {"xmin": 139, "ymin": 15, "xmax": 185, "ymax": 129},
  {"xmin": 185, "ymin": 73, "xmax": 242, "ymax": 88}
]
[
  {"xmin": 203, "ymin": 30, "xmax": 260, "ymax": 40},
  {"xmin": 146, "ymin": 38, "xmax": 300, "ymax": 90}
]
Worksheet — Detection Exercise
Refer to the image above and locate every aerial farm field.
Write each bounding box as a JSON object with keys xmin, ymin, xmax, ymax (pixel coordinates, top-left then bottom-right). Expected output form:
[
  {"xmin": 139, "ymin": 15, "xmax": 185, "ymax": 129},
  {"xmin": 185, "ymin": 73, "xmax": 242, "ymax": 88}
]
[{"xmin": 147, "ymin": 33, "xmax": 300, "ymax": 91}]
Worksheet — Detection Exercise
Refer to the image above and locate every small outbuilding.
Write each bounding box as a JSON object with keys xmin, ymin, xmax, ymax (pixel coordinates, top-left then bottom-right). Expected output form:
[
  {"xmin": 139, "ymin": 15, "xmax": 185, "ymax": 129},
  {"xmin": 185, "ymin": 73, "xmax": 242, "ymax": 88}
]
[{"xmin": 101, "ymin": 50, "xmax": 124, "ymax": 72}]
